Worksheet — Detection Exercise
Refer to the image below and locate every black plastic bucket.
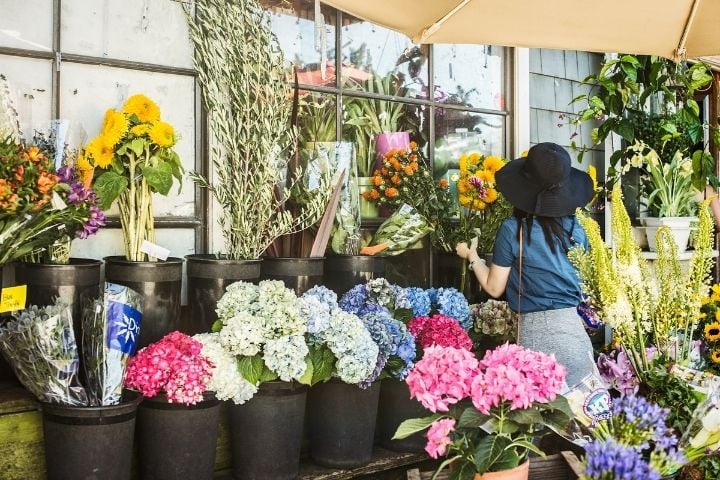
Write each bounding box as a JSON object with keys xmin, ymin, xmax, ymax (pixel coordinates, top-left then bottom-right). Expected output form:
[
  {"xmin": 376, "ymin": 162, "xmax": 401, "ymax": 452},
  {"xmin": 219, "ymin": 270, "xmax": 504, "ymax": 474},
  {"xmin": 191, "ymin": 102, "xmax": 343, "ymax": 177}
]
[
  {"xmin": 15, "ymin": 258, "xmax": 102, "ymax": 352},
  {"xmin": 41, "ymin": 391, "xmax": 142, "ymax": 480},
  {"xmin": 260, "ymin": 257, "xmax": 324, "ymax": 296},
  {"xmin": 185, "ymin": 255, "xmax": 262, "ymax": 334},
  {"xmin": 307, "ymin": 379, "xmax": 381, "ymax": 468},
  {"xmin": 229, "ymin": 381, "xmax": 306, "ymax": 480},
  {"xmin": 104, "ymin": 256, "xmax": 183, "ymax": 348},
  {"xmin": 324, "ymin": 255, "xmax": 386, "ymax": 296},
  {"xmin": 376, "ymin": 378, "xmax": 428, "ymax": 452},
  {"xmin": 136, "ymin": 392, "xmax": 220, "ymax": 480}
]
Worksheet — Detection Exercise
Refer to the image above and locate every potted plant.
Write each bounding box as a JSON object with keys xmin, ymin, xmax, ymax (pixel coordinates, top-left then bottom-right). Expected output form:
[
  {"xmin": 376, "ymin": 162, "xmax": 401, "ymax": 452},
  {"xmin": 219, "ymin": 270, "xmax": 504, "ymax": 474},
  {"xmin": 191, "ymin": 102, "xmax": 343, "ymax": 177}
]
[
  {"xmin": 124, "ymin": 331, "xmax": 219, "ymax": 480},
  {"xmin": 394, "ymin": 343, "xmax": 572, "ymax": 480},
  {"xmin": 184, "ymin": 0, "xmax": 327, "ymax": 333},
  {"xmin": 82, "ymin": 93, "xmax": 184, "ymax": 348},
  {"xmin": 207, "ymin": 279, "xmax": 312, "ymax": 480}
]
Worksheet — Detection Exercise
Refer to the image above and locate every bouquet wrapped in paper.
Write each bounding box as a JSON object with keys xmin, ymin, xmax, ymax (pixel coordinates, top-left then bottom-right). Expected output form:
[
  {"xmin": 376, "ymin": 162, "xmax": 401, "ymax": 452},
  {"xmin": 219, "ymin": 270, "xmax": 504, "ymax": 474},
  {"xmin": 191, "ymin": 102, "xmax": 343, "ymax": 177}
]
[
  {"xmin": 82, "ymin": 283, "xmax": 143, "ymax": 406},
  {"xmin": 361, "ymin": 204, "xmax": 432, "ymax": 256},
  {"xmin": 0, "ymin": 301, "xmax": 88, "ymax": 406}
]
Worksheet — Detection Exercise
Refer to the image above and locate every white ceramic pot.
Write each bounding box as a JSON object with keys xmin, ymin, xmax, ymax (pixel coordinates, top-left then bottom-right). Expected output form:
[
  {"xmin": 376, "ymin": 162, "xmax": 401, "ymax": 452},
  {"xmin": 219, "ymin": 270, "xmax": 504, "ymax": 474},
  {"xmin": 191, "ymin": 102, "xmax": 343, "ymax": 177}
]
[{"xmin": 643, "ymin": 217, "xmax": 696, "ymax": 253}]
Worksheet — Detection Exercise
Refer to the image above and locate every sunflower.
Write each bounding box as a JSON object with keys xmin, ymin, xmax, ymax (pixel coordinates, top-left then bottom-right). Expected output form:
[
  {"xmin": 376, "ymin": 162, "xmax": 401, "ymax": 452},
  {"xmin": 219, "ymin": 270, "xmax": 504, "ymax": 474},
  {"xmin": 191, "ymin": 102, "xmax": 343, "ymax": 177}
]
[
  {"xmin": 459, "ymin": 154, "xmax": 469, "ymax": 172},
  {"xmin": 715, "ymin": 310, "xmax": 720, "ymax": 322},
  {"xmin": 131, "ymin": 123, "xmax": 152, "ymax": 137},
  {"xmin": 149, "ymin": 121, "xmax": 176, "ymax": 147},
  {"xmin": 457, "ymin": 179, "xmax": 470, "ymax": 194},
  {"xmin": 101, "ymin": 109, "xmax": 128, "ymax": 146},
  {"xmin": 711, "ymin": 284, "xmax": 720, "ymax": 302},
  {"xmin": 483, "ymin": 156, "xmax": 505, "ymax": 173},
  {"xmin": 459, "ymin": 194, "xmax": 472, "ymax": 207},
  {"xmin": 472, "ymin": 199, "xmax": 487, "ymax": 210},
  {"xmin": 483, "ymin": 188, "xmax": 499, "ymax": 204},
  {"xmin": 705, "ymin": 322, "xmax": 720, "ymax": 342},
  {"xmin": 520, "ymin": 150, "xmax": 529, "ymax": 157},
  {"xmin": 122, "ymin": 94, "xmax": 161, "ymax": 123},
  {"xmin": 712, "ymin": 349, "xmax": 720, "ymax": 364},
  {"xmin": 85, "ymin": 136, "xmax": 115, "ymax": 169},
  {"xmin": 476, "ymin": 169, "xmax": 495, "ymax": 184}
]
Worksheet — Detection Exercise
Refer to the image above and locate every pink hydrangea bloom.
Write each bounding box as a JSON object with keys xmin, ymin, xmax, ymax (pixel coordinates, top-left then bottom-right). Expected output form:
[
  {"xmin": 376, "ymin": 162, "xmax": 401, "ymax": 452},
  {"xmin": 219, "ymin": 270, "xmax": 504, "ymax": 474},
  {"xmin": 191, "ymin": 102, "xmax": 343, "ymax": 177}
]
[
  {"xmin": 405, "ymin": 345, "xmax": 479, "ymax": 412},
  {"xmin": 425, "ymin": 418, "xmax": 456, "ymax": 459},
  {"xmin": 125, "ymin": 331, "xmax": 214, "ymax": 405},
  {"xmin": 470, "ymin": 343, "xmax": 567, "ymax": 414},
  {"xmin": 408, "ymin": 314, "xmax": 473, "ymax": 351}
]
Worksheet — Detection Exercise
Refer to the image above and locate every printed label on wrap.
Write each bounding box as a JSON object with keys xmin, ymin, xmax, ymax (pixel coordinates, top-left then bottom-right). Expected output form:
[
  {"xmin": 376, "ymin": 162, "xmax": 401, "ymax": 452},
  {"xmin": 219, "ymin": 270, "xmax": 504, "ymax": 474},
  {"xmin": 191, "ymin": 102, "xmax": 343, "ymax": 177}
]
[{"xmin": 106, "ymin": 300, "xmax": 142, "ymax": 355}]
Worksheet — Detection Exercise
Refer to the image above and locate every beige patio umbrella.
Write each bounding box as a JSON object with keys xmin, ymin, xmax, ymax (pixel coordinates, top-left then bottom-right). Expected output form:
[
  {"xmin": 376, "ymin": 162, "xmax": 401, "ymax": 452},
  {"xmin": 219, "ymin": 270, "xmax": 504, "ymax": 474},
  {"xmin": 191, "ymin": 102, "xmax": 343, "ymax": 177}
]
[{"xmin": 321, "ymin": 0, "xmax": 720, "ymax": 61}]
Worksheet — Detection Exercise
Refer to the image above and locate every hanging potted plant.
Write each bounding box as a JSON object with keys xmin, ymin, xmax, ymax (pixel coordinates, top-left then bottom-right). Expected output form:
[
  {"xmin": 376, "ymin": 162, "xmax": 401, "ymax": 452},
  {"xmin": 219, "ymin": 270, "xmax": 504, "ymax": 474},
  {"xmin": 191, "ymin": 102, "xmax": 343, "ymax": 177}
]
[
  {"xmin": 14, "ymin": 127, "xmax": 105, "ymax": 349},
  {"xmin": 184, "ymin": 0, "xmax": 327, "ymax": 333},
  {"xmin": 83, "ymin": 93, "xmax": 184, "ymax": 348},
  {"xmin": 207, "ymin": 279, "xmax": 312, "ymax": 480},
  {"xmin": 124, "ymin": 331, "xmax": 219, "ymax": 480}
]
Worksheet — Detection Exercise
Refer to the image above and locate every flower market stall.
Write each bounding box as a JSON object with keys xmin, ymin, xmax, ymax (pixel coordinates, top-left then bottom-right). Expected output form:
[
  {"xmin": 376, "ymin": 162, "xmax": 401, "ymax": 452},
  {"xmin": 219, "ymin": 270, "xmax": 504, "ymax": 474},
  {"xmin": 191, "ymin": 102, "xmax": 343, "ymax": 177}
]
[{"xmin": 3, "ymin": 0, "xmax": 720, "ymax": 479}]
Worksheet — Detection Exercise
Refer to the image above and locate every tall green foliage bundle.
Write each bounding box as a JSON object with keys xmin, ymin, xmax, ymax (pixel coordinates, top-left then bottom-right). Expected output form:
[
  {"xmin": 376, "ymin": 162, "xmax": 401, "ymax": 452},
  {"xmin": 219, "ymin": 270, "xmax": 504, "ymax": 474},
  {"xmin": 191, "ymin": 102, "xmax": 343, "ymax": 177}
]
[{"xmin": 186, "ymin": 0, "xmax": 327, "ymax": 259}]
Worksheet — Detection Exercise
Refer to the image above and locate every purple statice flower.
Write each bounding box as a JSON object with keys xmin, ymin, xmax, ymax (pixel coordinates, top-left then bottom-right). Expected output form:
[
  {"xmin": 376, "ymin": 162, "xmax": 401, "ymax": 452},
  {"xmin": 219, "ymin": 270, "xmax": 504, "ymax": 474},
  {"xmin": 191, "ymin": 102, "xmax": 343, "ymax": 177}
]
[
  {"xmin": 339, "ymin": 285, "xmax": 368, "ymax": 315},
  {"xmin": 405, "ymin": 287, "xmax": 431, "ymax": 317},
  {"xmin": 435, "ymin": 288, "xmax": 471, "ymax": 330},
  {"xmin": 584, "ymin": 439, "xmax": 660, "ymax": 480}
]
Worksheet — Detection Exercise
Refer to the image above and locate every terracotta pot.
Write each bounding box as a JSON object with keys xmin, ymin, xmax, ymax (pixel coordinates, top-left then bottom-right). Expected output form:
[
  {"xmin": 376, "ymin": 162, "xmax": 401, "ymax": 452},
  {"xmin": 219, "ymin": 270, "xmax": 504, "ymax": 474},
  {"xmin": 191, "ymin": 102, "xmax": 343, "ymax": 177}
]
[{"xmin": 473, "ymin": 461, "xmax": 529, "ymax": 480}]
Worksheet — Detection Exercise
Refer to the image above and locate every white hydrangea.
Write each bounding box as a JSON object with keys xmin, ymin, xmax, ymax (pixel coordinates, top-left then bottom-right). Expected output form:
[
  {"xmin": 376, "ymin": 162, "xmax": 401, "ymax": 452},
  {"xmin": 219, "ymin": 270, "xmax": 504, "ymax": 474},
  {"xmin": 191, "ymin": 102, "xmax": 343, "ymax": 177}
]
[
  {"xmin": 298, "ymin": 295, "xmax": 332, "ymax": 334},
  {"xmin": 219, "ymin": 311, "xmax": 266, "ymax": 357},
  {"xmin": 216, "ymin": 281, "xmax": 259, "ymax": 321},
  {"xmin": 263, "ymin": 335, "xmax": 309, "ymax": 382},
  {"xmin": 321, "ymin": 309, "xmax": 378, "ymax": 384},
  {"xmin": 257, "ymin": 280, "xmax": 306, "ymax": 338},
  {"xmin": 194, "ymin": 333, "xmax": 258, "ymax": 404}
]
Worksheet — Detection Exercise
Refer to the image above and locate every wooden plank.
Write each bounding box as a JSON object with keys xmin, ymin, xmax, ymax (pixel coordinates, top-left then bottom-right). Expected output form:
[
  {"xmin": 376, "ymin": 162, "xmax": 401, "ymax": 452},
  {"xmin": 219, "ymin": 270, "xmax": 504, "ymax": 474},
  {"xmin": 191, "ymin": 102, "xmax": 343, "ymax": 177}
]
[
  {"xmin": 298, "ymin": 449, "xmax": 428, "ymax": 480},
  {"xmin": 0, "ymin": 409, "xmax": 45, "ymax": 480},
  {"xmin": 0, "ymin": 385, "xmax": 38, "ymax": 415}
]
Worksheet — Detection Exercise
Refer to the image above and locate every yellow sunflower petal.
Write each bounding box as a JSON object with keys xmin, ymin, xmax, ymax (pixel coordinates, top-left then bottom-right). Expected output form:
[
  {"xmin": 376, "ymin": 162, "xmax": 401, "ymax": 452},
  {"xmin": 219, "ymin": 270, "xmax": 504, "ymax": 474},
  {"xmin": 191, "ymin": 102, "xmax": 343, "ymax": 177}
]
[
  {"xmin": 100, "ymin": 109, "xmax": 129, "ymax": 147},
  {"xmin": 149, "ymin": 121, "xmax": 176, "ymax": 148},
  {"xmin": 122, "ymin": 94, "xmax": 161, "ymax": 123}
]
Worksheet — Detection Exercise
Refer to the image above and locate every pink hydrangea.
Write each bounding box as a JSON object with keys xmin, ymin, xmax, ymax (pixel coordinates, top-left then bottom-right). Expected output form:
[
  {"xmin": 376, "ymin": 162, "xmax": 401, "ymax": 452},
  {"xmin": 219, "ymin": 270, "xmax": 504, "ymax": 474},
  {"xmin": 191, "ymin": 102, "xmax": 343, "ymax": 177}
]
[
  {"xmin": 408, "ymin": 314, "xmax": 473, "ymax": 351},
  {"xmin": 405, "ymin": 345, "xmax": 479, "ymax": 412},
  {"xmin": 125, "ymin": 331, "xmax": 214, "ymax": 405},
  {"xmin": 470, "ymin": 343, "xmax": 567, "ymax": 414},
  {"xmin": 425, "ymin": 418, "xmax": 456, "ymax": 459}
]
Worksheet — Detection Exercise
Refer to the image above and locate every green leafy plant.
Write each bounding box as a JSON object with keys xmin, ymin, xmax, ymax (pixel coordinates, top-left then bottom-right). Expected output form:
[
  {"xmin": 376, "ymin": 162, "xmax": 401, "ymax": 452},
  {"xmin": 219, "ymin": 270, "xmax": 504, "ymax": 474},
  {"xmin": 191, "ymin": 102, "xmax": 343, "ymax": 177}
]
[
  {"xmin": 186, "ymin": 0, "xmax": 327, "ymax": 260},
  {"xmin": 298, "ymin": 92, "xmax": 336, "ymax": 143}
]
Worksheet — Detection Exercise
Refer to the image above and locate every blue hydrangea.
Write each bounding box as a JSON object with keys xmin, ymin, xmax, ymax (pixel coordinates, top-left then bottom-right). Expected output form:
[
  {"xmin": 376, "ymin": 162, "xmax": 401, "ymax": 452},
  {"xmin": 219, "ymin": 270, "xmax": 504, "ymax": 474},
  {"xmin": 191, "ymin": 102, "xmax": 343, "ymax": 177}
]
[
  {"xmin": 392, "ymin": 285, "xmax": 412, "ymax": 311},
  {"xmin": 359, "ymin": 310, "xmax": 416, "ymax": 385},
  {"xmin": 339, "ymin": 285, "xmax": 368, "ymax": 314},
  {"xmin": 304, "ymin": 286, "xmax": 338, "ymax": 310},
  {"xmin": 357, "ymin": 303, "xmax": 389, "ymax": 317},
  {"xmin": 404, "ymin": 287, "xmax": 431, "ymax": 317},
  {"xmin": 426, "ymin": 288, "xmax": 439, "ymax": 304},
  {"xmin": 583, "ymin": 439, "xmax": 660, "ymax": 480},
  {"xmin": 435, "ymin": 287, "xmax": 471, "ymax": 329}
]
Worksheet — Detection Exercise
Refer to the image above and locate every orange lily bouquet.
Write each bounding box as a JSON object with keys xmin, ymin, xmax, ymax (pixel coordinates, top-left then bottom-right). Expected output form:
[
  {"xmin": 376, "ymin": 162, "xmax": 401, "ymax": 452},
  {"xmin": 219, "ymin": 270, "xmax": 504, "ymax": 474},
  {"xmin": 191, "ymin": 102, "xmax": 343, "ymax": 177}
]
[{"xmin": 81, "ymin": 94, "xmax": 183, "ymax": 261}]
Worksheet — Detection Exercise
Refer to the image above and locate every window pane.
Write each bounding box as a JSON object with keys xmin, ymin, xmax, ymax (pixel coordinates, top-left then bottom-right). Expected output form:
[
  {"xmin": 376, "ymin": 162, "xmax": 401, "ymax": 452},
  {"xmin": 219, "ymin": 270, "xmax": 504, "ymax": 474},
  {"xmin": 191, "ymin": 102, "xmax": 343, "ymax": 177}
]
[
  {"xmin": 434, "ymin": 111, "xmax": 505, "ymax": 177},
  {"xmin": 61, "ymin": 0, "xmax": 194, "ymax": 68},
  {"xmin": 261, "ymin": 0, "xmax": 337, "ymax": 88},
  {"xmin": 59, "ymin": 63, "xmax": 196, "ymax": 217},
  {"xmin": 433, "ymin": 44, "xmax": 506, "ymax": 111},
  {"xmin": 0, "ymin": 0, "xmax": 53, "ymax": 51},
  {"xmin": 0, "ymin": 55, "xmax": 53, "ymax": 138},
  {"xmin": 70, "ymin": 228, "xmax": 195, "ymax": 260},
  {"xmin": 341, "ymin": 17, "xmax": 428, "ymax": 99},
  {"xmin": 298, "ymin": 91, "xmax": 336, "ymax": 143},
  {"xmin": 342, "ymin": 96, "xmax": 423, "ymax": 177}
]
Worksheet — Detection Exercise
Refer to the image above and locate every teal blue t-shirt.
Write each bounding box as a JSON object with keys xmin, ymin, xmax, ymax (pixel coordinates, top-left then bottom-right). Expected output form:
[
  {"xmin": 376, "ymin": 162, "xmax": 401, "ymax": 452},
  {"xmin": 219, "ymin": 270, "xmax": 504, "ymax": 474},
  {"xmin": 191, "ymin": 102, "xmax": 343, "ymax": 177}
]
[{"xmin": 492, "ymin": 216, "xmax": 587, "ymax": 313}]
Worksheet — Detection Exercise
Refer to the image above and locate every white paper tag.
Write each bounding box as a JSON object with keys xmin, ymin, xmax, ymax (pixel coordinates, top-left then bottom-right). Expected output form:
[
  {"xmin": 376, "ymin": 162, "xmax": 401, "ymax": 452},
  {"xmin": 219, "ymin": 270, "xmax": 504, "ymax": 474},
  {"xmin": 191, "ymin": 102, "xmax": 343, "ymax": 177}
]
[
  {"xmin": 51, "ymin": 191, "xmax": 67, "ymax": 211},
  {"xmin": 140, "ymin": 240, "xmax": 171, "ymax": 261}
]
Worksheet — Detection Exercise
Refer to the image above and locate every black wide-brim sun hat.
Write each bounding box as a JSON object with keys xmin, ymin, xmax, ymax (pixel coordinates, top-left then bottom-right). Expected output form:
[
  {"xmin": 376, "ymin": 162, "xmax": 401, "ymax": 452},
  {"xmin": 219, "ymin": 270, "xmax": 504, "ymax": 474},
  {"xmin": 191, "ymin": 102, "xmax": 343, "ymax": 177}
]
[{"xmin": 495, "ymin": 142, "xmax": 594, "ymax": 218}]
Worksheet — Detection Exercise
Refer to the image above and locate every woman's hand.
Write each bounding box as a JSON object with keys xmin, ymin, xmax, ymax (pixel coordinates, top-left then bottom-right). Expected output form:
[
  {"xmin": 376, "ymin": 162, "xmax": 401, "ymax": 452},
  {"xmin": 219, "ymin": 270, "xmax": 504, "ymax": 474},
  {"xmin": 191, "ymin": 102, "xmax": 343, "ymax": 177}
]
[{"xmin": 455, "ymin": 242, "xmax": 476, "ymax": 260}]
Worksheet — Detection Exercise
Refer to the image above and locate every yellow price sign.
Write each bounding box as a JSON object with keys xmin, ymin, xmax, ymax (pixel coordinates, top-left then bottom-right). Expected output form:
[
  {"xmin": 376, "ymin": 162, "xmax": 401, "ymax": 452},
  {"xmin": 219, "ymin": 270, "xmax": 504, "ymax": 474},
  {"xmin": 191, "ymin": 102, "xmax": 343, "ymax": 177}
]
[{"xmin": 0, "ymin": 285, "xmax": 27, "ymax": 313}]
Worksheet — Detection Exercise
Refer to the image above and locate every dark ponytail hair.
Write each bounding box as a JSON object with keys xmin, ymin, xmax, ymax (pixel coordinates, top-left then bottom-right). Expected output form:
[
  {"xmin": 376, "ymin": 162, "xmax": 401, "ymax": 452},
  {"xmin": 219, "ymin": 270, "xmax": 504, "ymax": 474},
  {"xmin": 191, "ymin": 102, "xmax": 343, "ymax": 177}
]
[{"xmin": 513, "ymin": 208, "xmax": 574, "ymax": 254}]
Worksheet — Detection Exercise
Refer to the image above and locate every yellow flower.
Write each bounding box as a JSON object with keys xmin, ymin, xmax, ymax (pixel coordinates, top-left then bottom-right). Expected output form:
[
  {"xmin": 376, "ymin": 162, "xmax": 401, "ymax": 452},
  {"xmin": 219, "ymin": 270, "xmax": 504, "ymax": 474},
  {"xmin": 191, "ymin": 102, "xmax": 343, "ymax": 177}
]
[
  {"xmin": 476, "ymin": 170, "xmax": 495, "ymax": 184},
  {"xmin": 85, "ymin": 136, "xmax": 114, "ymax": 169},
  {"xmin": 472, "ymin": 199, "xmax": 487, "ymax": 211},
  {"xmin": 588, "ymin": 165, "xmax": 598, "ymax": 192},
  {"xmin": 459, "ymin": 194, "xmax": 472, "ymax": 207},
  {"xmin": 715, "ymin": 310, "xmax": 720, "ymax": 322},
  {"xmin": 467, "ymin": 152, "xmax": 481, "ymax": 167},
  {"xmin": 149, "ymin": 121, "xmax": 176, "ymax": 147},
  {"xmin": 483, "ymin": 156, "xmax": 505, "ymax": 173},
  {"xmin": 101, "ymin": 109, "xmax": 129, "ymax": 147},
  {"xmin": 457, "ymin": 179, "xmax": 470, "ymax": 194},
  {"xmin": 459, "ymin": 154, "xmax": 468, "ymax": 173},
  {"xmin": 712, "ymin": 349, "xmax": 720, "ymax": 364},
  {"xmin": 131, "ymin": 123, "xmax": 153, "ymax": 137},
  {"xmin": 706, "ymin": 322, "xmax": 720, "ymax": 342},
  {"xmin": 483, "ymin": 188, "xmax": 498, "ymax": 204},
  {"xmin": 520, "ymin": 150, "xmax": 529, "ymax": 157},
  {"xmin": 76, "ymin": 153, "xmax": 92, "ymax": 172},
  {"xmin": 122, "ymin": 94, "xmax": 161, "ymax": 123}
]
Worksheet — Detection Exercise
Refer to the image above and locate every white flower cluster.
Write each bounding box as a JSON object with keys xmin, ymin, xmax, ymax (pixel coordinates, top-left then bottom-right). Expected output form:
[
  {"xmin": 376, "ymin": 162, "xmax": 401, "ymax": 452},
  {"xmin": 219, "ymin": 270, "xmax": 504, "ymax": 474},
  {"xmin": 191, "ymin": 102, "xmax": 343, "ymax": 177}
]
[
  {"xmin": 319, "ymin": 309, "xmax": 379, "ymax": 385},
  {"xmin": 263, "ymin": 335, "xmax": 309, "ymax": 382},
  {"xmin": 219, "ymin": 311, "xmax": 266, "ymax": 357},
  {"xmin": 298, "ymin": 295, "xmax": 332, "ymax": 335},
  {"xmin": 194, "ymin": 333, "xmax": 258, "ymax": 404}
]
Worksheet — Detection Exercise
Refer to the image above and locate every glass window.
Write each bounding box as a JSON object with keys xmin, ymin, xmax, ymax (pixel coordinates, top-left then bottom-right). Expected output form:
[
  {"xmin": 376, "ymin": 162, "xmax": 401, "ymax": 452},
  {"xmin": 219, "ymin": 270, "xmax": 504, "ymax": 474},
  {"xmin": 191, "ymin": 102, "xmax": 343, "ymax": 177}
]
[
  {"xmin": 341, "ymin": 16, "xmax": 428, "ymax": 99},
  {"xmin": 262, "ymin": 0, "xmax": 337, "ymax": 87},
  {"xmin": 434, "ymin": 111, "xmax": 505, "ymax": 177},
  {"xmin": 0, "ymin": 55, "xmax": 53, "ymax": 138},
  {"xmin": 297, "ymin": 91, "xmax": 336, "ymax": 143},
  {"xmin": 61, "ymin": 0, "xmax": 194, "ymax": 68},
  {"xmin": 434, "ymin": 44, "xmax": 506, "ymax": 111},
  {"xmin": 58, "ymin": 63, "xmax": 197, "ymax": 217},
  {"xmin": 0, "ymin": 0, "xmax": 53, "ymax": 51}
]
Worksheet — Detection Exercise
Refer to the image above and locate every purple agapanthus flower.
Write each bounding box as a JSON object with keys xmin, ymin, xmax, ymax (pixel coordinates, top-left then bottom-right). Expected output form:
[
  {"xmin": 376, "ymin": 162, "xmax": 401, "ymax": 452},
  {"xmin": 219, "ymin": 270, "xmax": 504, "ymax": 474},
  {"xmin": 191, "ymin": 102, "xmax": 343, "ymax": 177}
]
[{"xmin": 583, "ymin": 439, "xmax": 660, "ymax": 480}]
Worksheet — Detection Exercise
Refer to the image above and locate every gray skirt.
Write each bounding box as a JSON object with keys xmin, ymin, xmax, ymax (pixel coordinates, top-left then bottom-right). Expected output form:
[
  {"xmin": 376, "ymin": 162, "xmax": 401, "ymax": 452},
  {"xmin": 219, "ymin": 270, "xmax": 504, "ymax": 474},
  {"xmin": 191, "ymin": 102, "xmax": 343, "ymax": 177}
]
[{"xmin": 517, "ymin": 307, "xmax": 594, "ymax": 388}]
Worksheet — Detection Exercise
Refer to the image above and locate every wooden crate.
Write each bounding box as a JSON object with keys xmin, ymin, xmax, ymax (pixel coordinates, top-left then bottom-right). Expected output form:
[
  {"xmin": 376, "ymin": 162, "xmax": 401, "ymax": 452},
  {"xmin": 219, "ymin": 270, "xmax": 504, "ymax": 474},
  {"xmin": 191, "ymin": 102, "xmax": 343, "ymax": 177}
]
[{"xmin": 416, "ymin": 452, "xmax": 583, "ymax": 480}]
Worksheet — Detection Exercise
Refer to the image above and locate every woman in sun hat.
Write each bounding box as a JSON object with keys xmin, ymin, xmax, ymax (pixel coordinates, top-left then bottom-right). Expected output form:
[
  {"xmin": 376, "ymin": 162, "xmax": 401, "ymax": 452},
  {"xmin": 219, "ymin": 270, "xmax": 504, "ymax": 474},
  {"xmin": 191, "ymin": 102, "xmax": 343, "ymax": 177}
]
[{"xmin": 456, "ymin": 142, "xmax": 595, "ymax": 386}]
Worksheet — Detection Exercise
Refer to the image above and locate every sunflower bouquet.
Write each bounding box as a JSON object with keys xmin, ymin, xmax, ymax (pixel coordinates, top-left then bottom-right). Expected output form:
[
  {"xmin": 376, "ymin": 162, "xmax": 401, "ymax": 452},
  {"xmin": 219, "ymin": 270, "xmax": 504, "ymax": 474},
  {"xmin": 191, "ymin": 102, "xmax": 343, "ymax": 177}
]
[
  {"xmin": 81, "ymin": 94, "xmax": 183, "ymax": 261},
  {"xmin": 699, "ymin": 285, "xmax": 720, "ymax": 373}
]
